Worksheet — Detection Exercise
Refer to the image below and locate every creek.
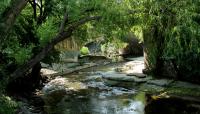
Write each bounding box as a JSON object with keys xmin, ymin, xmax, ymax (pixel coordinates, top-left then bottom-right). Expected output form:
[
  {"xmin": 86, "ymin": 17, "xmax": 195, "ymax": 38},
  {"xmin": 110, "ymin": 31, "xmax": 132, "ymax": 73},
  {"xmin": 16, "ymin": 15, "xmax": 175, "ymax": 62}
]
[
  {"xmin": 42, "ymin": 57, "xmax": 146, "ymax": 114},
  {"xmin": 41, "ymin": 57, "xmax": 200, "ymax": 114}
]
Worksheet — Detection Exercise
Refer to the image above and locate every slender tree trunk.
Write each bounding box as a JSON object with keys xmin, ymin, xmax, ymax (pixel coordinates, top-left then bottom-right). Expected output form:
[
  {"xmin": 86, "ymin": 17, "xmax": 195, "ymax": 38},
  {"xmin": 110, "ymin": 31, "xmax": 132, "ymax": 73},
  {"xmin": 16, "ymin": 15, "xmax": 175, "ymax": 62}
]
[{"xmin": 33, "ymin": 0, "xmax": 37, "ymax": 20}]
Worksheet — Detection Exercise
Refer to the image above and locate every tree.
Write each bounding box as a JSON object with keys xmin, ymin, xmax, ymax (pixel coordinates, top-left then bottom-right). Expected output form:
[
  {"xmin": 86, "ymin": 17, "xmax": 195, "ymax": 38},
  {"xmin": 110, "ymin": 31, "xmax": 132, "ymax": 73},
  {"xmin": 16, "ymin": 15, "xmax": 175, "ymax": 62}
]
[
  {"xmin": 2, "ymin": 0, "xmax": 199, "ymax": 83},
  {"xmin": 130, "ymin": 0, "xmax": 200, "ymax": 82},
  {"xmin": 0, "ymin": 0, "xmax": 132, "ymax": 81},
  {"xmin": 0, "ymin": 0, "xmax": 28, "ymax": 41}
]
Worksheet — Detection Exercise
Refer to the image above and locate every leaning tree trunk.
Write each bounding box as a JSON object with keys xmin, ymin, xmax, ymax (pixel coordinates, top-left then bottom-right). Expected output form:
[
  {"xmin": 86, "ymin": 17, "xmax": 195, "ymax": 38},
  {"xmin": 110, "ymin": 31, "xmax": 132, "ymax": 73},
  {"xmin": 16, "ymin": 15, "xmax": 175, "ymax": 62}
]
[
  {"xmin": 10, "ymin": 31, "xmax": 72, "ymax": 82},
  {"xmin": 0, "ymin": 0, "xmax": 28, "ymax": 41},
  {"xmin": 10, "ymin": 16, "xmax": 101, "ymax": 82}
]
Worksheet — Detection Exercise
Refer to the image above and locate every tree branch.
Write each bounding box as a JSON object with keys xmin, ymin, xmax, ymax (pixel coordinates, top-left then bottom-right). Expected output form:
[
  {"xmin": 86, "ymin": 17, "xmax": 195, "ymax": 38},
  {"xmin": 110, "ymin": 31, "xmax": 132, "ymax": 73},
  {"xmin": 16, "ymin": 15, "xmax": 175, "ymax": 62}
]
[
  {"xmin": 0, "ymin": 0, "xmax": 28, "ymax": 40},
  {"xmin": 67, "ymin": 16, "xmax": 101, "ymax": 30},
  {"xmin": 59, "ymin": 11, "xmax": 68, "ymax": 33}
]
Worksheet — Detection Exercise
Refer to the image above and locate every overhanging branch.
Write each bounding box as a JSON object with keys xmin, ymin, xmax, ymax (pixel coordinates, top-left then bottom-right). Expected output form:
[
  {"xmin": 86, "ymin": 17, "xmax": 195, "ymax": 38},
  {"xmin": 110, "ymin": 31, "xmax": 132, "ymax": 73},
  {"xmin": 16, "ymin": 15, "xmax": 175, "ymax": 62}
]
[
  {"xmin": 67, "ymin": 16, "xmax": 101, "ymax": 30},
  {"xmin": 10, "ymin": 15, "xmax": 102, "ymax": 81}
]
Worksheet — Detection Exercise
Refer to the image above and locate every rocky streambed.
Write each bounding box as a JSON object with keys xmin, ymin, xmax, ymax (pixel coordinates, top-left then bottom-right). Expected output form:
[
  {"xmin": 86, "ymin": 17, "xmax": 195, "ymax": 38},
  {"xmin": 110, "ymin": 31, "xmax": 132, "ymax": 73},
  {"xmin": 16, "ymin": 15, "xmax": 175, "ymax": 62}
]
[{"xmin": 40, "ymin": 57, "xmax": 200, "ymax": 114}]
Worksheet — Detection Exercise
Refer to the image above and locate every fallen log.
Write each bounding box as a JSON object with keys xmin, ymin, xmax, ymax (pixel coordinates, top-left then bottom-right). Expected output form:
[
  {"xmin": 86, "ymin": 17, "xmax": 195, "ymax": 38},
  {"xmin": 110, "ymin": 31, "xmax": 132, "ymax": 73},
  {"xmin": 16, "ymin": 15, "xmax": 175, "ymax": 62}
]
[
  {"xmin": 42, "ymin": 63, "xmax": 97, "ymax": 78},
  {"xmin": 41, "ymin": 61, "xmax": 113, "ymax": 78}
]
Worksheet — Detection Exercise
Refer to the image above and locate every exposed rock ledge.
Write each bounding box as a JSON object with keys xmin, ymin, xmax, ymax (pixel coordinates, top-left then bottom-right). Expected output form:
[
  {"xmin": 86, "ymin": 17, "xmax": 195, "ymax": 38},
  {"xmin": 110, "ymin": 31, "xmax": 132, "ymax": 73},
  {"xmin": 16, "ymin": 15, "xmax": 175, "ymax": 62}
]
[{"xmin": 102, "ymin": 73, "xmax": 200, "ymax": 101}]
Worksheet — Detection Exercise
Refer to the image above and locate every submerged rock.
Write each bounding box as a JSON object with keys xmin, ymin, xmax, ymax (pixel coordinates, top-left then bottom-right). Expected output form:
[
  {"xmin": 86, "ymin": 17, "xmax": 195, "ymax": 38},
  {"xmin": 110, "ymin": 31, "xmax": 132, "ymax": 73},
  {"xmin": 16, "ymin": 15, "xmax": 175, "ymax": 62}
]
[
  {"xmin": 84, "ymin": 75, "xmax": 102, "ymax": 82},
  {"xmin": 42, "ymin": 77, "xmax": 88, "ymax": 105}
]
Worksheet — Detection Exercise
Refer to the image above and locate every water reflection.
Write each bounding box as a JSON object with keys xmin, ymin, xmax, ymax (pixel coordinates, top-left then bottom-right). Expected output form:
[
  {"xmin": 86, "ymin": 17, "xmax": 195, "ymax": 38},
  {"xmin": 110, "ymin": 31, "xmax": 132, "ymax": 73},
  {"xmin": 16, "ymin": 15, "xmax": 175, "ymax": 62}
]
[
  {"xmin": 49, "ymin": 95, "xmax": 145, "ymax": 114},
  {"xmin": 45, "ymin": 83, "xmax": 145, "ymax": 114}
]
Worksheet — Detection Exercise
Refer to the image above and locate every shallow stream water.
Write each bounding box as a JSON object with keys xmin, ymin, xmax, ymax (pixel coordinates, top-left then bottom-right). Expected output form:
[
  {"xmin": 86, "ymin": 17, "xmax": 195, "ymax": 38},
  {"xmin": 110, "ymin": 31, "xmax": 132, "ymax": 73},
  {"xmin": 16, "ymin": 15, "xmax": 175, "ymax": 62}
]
[
  {"xmin": 44, "ymin": 57, "xmax": 146, "ymax": 114},
  {"xmin": 42, "ymin": 56, "xmax": 200, "ymax": 114}
]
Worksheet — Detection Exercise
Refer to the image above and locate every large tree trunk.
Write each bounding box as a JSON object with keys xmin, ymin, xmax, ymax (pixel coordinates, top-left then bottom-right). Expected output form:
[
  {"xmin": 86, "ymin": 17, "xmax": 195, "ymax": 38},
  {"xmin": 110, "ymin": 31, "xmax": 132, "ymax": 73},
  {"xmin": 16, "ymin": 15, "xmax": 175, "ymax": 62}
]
[
  {"xmin": 143, "ymin": 28, "xmax": 156, "ymax": 72},
  {"xmin": 142, "ymin": 26, "xmax": 164, "ymax": 76},
  {"xmin": 10, "ymin": 16, "xmax": 101, "ymax": 82},
  {"xmin": 0, "ymin": 0, "xmax": 28, "ymax": 41},
  {"xmin": 10, "ymin": 31, "xmax": 72, "ymax": 81}
]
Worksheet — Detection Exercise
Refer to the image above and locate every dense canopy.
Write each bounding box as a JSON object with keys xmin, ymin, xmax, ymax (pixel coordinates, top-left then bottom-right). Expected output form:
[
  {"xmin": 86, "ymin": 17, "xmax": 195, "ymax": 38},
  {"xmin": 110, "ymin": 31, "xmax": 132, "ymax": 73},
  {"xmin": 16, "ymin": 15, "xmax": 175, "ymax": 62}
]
[{"xmin": 0, "ymin": 0, "xmax": 200, "ymax": 113}]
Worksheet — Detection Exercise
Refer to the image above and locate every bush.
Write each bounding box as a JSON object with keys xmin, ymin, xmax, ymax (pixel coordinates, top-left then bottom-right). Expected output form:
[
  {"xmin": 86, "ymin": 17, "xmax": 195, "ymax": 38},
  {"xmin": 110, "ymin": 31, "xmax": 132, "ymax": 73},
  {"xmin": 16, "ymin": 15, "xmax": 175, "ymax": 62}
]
[
  {"xmin": 0, "ymin": 95, "xmax": 18, "ymax": 114},
  {"xmin": 80, "ymin": 46, "xmax": 90, "ymax": 55}
]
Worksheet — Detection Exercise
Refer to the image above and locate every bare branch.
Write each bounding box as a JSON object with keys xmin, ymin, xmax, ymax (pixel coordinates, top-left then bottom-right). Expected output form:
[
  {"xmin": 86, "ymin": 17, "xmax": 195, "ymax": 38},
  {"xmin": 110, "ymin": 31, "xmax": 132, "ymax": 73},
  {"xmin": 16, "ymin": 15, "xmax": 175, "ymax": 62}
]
[{"xmin": 59, "ymin": 11, "xmax": 68, "ymax": 33}]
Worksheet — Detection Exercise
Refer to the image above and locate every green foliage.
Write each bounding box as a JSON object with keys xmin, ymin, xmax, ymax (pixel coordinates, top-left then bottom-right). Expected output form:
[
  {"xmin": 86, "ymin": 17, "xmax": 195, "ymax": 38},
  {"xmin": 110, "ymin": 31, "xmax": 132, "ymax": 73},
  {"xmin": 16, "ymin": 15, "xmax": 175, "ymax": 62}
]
[
  {"xmin": 37, "ymin": 17, "xmax": 58, "ymax": 46},
  {"xmin": 1, "ymin": 0, "xmax": 199, "ymax": 83},
  {"xmin": 70, "ymin": 0, "xmax": 132, "ymax": 43},
  {"xmin": 0, "ymin": 3, "xmax": 37, "ymax": 65},
  {"xmin": 0, "ymin": 0, "xmax": 11, "ymax": 15},
  {"xmin": 0, "ymin": 95, "xmax": 18, "ymax": 114},
  {"xmin": 0, "ymin": 0, "xmax": 134, "ymax": 75},
  {"xmin": 131, "ymin": 26, "xmax": 143, "ymax": 41},
  {"xmin": 80, "ymin": 46, "xmax": 90, "ymax": 55},
  {"xmin": 128, "ymin": 0, "xmax": 200, "ymax": 80},
  {"xmin": 2, "ymin": 40, "xmax": 33, "ymax": 65},
  {"xmin": 161, "ymin": 1, "xmax": 200, "ymax": 80}
]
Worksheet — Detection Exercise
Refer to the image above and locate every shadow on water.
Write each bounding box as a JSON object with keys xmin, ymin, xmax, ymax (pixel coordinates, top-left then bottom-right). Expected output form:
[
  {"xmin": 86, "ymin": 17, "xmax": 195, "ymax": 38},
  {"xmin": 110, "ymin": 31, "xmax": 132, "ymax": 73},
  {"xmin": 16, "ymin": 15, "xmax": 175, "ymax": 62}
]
[
  {"xmin": 145, "ymin": 96, "xmax": 200, "ymax": 114},
  {"xmin": 54, "ymin": 93, "xmax": 145, "ymax": 114}
]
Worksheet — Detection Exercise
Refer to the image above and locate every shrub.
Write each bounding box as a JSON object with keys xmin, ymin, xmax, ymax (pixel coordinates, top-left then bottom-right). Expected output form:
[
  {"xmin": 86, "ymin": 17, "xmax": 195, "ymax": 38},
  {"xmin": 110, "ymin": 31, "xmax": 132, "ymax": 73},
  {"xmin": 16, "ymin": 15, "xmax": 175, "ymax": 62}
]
[{"xmin": 80, "ymin": 46, "xmax": 90, "ymax": 55}]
